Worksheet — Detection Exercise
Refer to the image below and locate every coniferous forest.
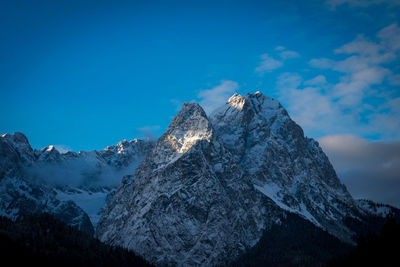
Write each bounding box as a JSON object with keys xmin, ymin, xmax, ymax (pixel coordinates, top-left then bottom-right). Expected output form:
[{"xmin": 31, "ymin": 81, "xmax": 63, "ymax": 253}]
[
  {"xmin": 328, "ymin": 214, "xmax": 400, "ymax": 267},
  {"xmin": 0, "ymin": 213, "xmax": 152, "ymax": 267},
  {"xmin": 0, "ymin": 212, "xmax": 399, "ymax": 266}
]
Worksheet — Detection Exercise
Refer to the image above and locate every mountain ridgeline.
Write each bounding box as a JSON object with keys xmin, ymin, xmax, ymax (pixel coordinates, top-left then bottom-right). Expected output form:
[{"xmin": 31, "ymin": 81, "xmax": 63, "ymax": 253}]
[
  {"xmin": 96, "ymin": 92, "xmax": 399, "ymax": 265},
  {"xmin": 1, "ymin": 92, "xmax": 399, "ymax": 266}
]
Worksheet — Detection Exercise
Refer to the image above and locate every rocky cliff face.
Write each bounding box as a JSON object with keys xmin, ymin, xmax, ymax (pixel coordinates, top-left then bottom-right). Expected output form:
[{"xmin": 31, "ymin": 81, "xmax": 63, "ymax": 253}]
[
  {"xmin": 96, "ymin": 92, "xmax": 368, "ymax": 266},
  {"xmin": 210, "ymin": 92, "xmax": 357, "ymax": 241}
]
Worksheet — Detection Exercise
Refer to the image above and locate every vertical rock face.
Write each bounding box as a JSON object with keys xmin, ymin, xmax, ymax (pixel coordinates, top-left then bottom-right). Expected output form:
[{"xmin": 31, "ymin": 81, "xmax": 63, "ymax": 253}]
[
  {"xmin": 96, "ymin": 103, "xmax": 280, "ymax": 266},
  {"xmin": 210, "ymin": 92, "xmax": 356, "ymax": 241}
]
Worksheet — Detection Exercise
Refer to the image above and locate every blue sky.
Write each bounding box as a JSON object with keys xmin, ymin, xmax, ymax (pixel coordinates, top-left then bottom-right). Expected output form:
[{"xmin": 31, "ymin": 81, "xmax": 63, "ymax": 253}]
[{"xmin": 1, "ymin": 1, "xmax": 400, "ymax": 205}]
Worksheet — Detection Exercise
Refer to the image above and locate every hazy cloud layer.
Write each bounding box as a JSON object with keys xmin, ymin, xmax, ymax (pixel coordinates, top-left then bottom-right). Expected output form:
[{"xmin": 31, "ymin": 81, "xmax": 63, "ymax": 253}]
[
  {"xmin": 198, "ymin": 80, "xmax": 239, "ymax": 114},
  {"xmin": 319, "ymin": 134, "xmax": 400, "ymax": 207},
  {"xmin": 24, "ymin": 159, "xmax": 139, "ymax": 188}
]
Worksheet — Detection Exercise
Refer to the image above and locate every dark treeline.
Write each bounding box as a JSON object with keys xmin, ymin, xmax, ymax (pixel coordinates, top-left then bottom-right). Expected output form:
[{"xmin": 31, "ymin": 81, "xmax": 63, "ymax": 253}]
[
  {"xmin": 0, "ymin": 213, "xmax": 152, "ymax": 267},
  {"xmin": 329, "ymin": 214, "xmax": 400, "ymax": 267},
  {"xmin": 1, "ymin": 211, "xmax": 398, "ymax": 267},
  {"xmin": 230, "ymin": 213, "xmax": 352, "ymax": 267}
]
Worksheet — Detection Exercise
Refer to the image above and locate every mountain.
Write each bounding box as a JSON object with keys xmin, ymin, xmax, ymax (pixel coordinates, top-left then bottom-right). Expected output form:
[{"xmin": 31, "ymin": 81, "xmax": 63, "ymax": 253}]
[
  {"xmin": 1, "ymin": 92, "xmax": 399, "ymax": 266},
  {"xmin": 97, "ymin": 103, "xmax": 283, "ymax": 266},
  {"xmin": 210, "ymin": 92, "xmax": 357, "ymax": 241},
  {"xmin": 96, "ymin": 92, "xmax": 394, "ymax": 266},
  {"xmin": 0, "ymin": 132, "xmax": 153, "ymax": 233}
]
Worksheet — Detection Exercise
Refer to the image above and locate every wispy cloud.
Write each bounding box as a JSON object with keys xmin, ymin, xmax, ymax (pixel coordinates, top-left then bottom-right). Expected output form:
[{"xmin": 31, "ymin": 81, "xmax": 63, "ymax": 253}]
[
  {"xmin": 277, "ymin": 24, "xmax": 400, "ymax": 140},
  {"xmin": 319, "ymin": 134, "xmax": 400, "ymax": 207},
  {"xmin": 279, "ymin": 50, "xmax": 300, "ymax": 59},
  {"xmin": 198, "ymin": 80, "xmax": 239, "ymax": 114},
  {"xmin": 275, "ymin": 46, "xmax": 286, "ymax": 51},
  {"xmin": 304, "ymin": 75, "xmax": 327, "ymax": 86},
  {"xmin": 256, "ymin": 47, "xmax": 300, "ymax": 75},
  {"xmin": 255, "ymin": 54, "xmax": 283, "ymax": 74},
  {"xmin": 276, "ymin": 72, "xmax": 345, "ymax": 133}
]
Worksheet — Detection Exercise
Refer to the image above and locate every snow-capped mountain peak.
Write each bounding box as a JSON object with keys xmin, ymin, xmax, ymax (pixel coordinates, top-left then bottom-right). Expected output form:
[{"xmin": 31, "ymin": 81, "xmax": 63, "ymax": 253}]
[{"xmin": 211, "ymin": 92, "xmax": 355, "ymax": 242}]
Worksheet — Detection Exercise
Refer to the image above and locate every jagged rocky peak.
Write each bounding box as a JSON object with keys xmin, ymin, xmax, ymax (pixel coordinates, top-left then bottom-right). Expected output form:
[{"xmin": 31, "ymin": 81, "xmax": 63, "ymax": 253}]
[
  {"xmin": 211, "ymin": 91, "xmax": 355, "ymax": 242},
  {"xmin": 1, "ymin": 132, "xmax": 30, "ymax": 144},
  {"xmin": 107, "ymin": 138, "xmax": 139, "ymax": 153},
  {"xmin": 210, "ymin": 91, "xmax": 293, "ymax": 162},
  {"xmin": 0, "ymin": 132, "xmax": 35, "ymax": 164},
  {"xmin": 36, "ymin": 145, "xmax": 63, "ymax": 162},
  {"xmin": 167, "ymin": 102, "xmax": 212, "ymax": 137},
  {"xmin": 226, "ymin": 92, "xmax": 246, "ymax": 110},
  {"xmin": 150, "ymin": 102, "xmax": 213, "ymax": 166}
]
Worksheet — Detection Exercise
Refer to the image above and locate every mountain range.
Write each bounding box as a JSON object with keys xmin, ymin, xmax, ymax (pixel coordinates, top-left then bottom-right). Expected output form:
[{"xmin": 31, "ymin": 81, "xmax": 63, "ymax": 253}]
[{"xmin": 1, "ymin": 92, "xmax": 398, "ymax": 266}]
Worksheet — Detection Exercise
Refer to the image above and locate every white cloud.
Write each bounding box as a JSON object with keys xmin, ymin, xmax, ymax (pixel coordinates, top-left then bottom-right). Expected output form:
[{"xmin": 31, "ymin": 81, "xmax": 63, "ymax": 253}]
[
  {"xmin": 319, "ymin": 134, "xmax": 400, "ymax": 207},
  {"xmin": 198, "ymin": 80, "xmax": 239, "ymax": 114},
  {"xmin": 255, "ymin": 54, "xmax": 283, "ymax": 74},
  {"xmin": 309, "ymin": 58, "xmax": 335, "ymax": 69},
  {"xmin": 279, "ymin": 50, "xmax": 300, "ymax": 59},
  {"xmin": 379, "ymin": 23, "xmax": 400, "ymax": 51},
  {"xmin": 275, "ymin": 46, "xmax": 286, "ymax": 51},
  {"xmin": 276, "ymin": 72, "xmax": 302, "ymax": 89},
  {"xmin": 304, "ymin": 75, "xmax": 327, "ymax": 86},
  {"xmin": 276, "ymin": 73, "xmax": 353, "ymax": 133},
  {"xmin": 256, "ymin": 47, "xmax": 301, "ymax": 75},
  {"xmin": 368, "ymin": 97, "xmax": 400, "ymax": 139}
]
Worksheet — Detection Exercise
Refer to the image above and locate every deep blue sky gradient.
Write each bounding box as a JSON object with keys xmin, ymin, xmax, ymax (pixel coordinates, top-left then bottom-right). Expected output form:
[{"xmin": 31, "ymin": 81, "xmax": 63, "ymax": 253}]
[{"xmin": 1, "ymin": 0, "xmax": 399, "ymax": 150}]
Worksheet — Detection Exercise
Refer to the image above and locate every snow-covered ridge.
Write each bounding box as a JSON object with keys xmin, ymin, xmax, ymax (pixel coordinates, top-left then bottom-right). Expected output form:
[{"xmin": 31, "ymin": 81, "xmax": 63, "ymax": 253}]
[
  {"xmin": 0, "ymin": 131, "xmax": 154, "ymax": 231},
  {"xmin": 356, "ymin": 199, "xmax": 399, "ymax": 217}
]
